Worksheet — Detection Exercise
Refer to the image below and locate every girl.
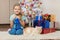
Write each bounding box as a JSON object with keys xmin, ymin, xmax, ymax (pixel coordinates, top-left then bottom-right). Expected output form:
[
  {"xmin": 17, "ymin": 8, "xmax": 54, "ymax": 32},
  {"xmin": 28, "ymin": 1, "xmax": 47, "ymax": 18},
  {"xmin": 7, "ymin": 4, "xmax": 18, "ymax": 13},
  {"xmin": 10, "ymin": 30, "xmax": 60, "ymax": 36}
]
[{"xmin": 9, "ymin": 3, "xmax": 25, "ymax": 35}]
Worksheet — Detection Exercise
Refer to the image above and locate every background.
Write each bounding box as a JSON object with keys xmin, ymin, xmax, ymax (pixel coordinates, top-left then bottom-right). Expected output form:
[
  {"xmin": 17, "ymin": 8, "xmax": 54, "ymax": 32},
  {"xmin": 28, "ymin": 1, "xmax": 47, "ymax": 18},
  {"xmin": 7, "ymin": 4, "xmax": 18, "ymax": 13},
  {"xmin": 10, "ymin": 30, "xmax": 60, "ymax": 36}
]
[{"xmin": 0, "ymin": 0, "xmax": 60, "ymax": 29}]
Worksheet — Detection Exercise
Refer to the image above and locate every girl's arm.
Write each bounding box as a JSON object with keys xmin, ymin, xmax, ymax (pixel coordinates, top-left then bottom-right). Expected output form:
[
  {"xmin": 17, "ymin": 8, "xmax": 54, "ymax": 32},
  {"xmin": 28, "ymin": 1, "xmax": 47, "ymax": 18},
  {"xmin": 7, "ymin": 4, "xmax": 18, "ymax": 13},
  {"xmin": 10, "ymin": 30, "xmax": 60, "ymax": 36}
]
[
  {"xmin": 20, "ymin": 20, "xmax": 25, "ymax": 27},
  {"xmin": 10, "ymin": 21, "xmax": 13, "ymax": 28}
]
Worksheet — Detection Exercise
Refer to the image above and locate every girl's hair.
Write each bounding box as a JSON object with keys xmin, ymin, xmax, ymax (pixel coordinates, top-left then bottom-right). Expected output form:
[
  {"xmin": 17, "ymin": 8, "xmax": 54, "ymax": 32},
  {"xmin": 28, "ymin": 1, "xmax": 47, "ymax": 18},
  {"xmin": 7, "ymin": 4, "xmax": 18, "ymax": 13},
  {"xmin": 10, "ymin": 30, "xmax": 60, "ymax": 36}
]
[
  {"xmin": 13, "ymin": 3, "xmax": 21, "ymax": 9},
  {"xmin": 13, "ymin": 3, "xmax": 22, "ymax": 17}
]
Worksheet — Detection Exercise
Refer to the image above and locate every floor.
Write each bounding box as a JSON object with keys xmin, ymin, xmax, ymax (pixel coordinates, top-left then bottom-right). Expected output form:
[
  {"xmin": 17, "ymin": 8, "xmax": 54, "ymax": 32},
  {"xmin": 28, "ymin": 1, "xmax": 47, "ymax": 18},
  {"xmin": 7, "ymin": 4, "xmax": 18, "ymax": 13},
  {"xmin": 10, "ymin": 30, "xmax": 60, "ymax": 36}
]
[
  {"xmin": 0, "ymin": 31, "xmax": 60, "ymax": 40},
  {"xmin": 0, "ymin": 24, "xmax": 10, "ymax": 31},
  {"xmin": 0, "ymin": 24, "xmax": 60, "ymax": 40}
]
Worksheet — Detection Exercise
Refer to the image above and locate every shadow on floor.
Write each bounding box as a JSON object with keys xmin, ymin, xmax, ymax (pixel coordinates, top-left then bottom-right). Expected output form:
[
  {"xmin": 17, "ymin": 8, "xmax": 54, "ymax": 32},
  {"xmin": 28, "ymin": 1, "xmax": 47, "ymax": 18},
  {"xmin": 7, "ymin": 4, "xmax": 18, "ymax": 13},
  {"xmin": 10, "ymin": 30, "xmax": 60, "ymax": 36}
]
[{"xmin": 0, "ymin": 24, "xmax": 10, "ymax": 31}]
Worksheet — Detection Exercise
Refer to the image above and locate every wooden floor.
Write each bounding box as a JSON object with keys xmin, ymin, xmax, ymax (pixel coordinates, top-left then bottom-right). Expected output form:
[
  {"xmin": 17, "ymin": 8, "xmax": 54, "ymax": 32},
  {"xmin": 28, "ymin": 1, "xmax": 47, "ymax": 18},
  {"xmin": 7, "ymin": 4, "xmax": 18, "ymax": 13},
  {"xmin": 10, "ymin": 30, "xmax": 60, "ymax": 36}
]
[{"xmin": 0, "ymin": 24, "xmax": 10, "ymax": 31}]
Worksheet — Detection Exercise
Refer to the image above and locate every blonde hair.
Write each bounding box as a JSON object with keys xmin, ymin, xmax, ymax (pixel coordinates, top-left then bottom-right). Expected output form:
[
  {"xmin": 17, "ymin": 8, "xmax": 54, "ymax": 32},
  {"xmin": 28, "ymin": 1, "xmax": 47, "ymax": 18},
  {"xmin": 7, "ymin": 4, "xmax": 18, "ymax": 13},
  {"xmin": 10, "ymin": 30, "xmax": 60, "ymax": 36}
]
[
  {"xmin": 13, "ymin": 3, "xmax": 22, "ymax": 18},
  {"xmin": 13, "ymin": 3, "xmax": 21, "ymax": 9}
]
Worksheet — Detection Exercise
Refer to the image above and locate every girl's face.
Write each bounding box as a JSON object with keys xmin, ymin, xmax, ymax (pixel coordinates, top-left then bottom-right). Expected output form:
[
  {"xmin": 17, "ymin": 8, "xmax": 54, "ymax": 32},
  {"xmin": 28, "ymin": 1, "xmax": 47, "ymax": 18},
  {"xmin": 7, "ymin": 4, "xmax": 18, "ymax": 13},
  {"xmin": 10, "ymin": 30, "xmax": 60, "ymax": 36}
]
[{"xmin": 14, "ymin": 6, "xmax": 21, "ymax": 15}]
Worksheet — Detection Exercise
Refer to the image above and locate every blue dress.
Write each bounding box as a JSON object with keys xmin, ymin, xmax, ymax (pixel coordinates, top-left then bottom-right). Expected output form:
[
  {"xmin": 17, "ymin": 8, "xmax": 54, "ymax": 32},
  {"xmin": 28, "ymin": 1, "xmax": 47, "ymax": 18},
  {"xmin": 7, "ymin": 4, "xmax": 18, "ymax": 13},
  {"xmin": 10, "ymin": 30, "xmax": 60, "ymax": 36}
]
[{"xmin": 9, "ymin": 18, "xmax": 23, "ymax": 35}]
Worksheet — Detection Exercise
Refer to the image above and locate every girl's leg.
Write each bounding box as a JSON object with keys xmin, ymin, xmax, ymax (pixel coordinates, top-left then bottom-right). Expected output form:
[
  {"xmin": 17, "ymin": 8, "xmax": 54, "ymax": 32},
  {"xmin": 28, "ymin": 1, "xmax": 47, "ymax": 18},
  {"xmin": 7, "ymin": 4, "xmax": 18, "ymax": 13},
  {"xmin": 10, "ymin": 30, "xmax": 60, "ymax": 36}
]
[
  {"xmin": 9, "ymin": 28, "xmax": 16, "ymax": 35},
  {"xmin": 16, "ymin": 29, "xmax": 23, "ymax": 35}
]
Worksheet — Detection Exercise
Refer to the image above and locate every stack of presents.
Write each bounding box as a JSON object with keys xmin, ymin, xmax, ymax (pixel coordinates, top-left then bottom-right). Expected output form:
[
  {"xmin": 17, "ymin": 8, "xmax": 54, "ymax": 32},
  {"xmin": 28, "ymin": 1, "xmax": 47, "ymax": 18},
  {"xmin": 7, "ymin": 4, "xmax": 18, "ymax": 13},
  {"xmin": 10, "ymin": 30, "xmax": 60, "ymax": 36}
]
[{"xmin": 19, "ymin": 0, "xmax": 56, "ymax": 34}]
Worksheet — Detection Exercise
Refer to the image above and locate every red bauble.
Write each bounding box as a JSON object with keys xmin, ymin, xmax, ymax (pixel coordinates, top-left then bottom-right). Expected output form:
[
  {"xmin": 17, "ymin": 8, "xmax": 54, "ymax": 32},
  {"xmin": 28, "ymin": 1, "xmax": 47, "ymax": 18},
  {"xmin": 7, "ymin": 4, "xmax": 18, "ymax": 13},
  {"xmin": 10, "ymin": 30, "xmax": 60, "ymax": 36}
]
[
  {"xmin": 40, "ymin": 2, "xmax": 42, "ymax": 4},
  {"xmin": 21, "ymin": 3, "xmax": 24, "ymax": 5},
  {"xmin": 30, "ymin": 4, "xmax": 34, "ymax": 7},
  {"xmin": 29, "ymin": 14, "xmax": 32, "ymax": 17},
  {"xmin": 44, "ymin": 14, "xmax": 49, "ymax": 17}
]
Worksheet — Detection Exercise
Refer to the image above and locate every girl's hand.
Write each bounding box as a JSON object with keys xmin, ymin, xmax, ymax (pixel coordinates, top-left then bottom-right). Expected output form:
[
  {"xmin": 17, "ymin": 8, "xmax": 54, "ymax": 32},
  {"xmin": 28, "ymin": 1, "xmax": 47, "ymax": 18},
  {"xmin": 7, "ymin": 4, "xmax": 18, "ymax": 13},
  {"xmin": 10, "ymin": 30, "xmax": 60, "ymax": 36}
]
[
  {"xmin": 16, "ymin": 15, "xmax": 22, "ymax": 20},
  {"xmin": 20, "ymin": 20, "xmax": 25, "ymax": 27}
]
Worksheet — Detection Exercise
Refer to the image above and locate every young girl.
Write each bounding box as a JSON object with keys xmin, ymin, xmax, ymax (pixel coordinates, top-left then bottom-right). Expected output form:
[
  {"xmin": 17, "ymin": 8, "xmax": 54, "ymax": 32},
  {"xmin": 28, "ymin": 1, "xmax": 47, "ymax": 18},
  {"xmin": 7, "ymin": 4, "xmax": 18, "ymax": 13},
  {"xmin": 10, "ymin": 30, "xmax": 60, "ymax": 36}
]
[{"xmin": 9, "ymin": 3, "xmax": 25, "ymax": 35}]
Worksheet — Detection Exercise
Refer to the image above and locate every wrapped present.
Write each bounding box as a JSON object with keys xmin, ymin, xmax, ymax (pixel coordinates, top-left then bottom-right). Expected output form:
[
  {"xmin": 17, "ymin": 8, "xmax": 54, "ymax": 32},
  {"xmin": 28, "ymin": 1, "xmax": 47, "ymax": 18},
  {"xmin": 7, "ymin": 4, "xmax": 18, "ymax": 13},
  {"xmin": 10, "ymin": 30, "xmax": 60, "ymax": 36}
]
[
  {"xmin": 35, "ymin": 15, "xmax": 43, "ymax": 20},
  {"xmin": 33, "ymin": 15, "xmax": 43, "ymax": 27},
  {"xmin": 49, "ymin": 22, "xmax": 55, "ymax": 28},
  {"xmin": 50, "ymin": 28, "xmax": 56, "ymax": 33},
  {"xmin": 50, "ymin": 14, "xmax": 56, "ymax": 22},
  {"xmin": 44, "ymin": 20, "xmax": 50, "ymax": 28},
  {"xmin": 41, "ymin": 20, "xmax": 50, "ymax": 28},
  {"xmin": 41, "ymin": 28, "xmax": 50, "ymax": 34}
]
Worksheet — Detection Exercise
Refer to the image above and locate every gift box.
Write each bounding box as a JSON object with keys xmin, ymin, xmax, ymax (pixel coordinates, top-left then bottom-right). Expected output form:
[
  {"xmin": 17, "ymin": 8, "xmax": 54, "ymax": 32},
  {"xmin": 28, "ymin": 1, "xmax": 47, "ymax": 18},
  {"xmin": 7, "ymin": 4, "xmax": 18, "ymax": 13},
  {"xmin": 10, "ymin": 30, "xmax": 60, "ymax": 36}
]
[
  {"xmin": 41, "ymin": 28, "xmax": 56, "ymax": 34},
  {"xmin": 49, "ymin": 22, "xmax": 54, "ymax": 28},
  {"xmin": 41, "ymin": 28, "xmax": 50, "ymax": 34},
  {"xmin": 35, "ymin": 15, "xmax": 43, "ymax": 20},
  {"xmin": 33, "ymin": 15, "xmax": 43, "ymax": 27},
  {"xmin": 44, "ymin": 20, "xmax": 50, "ymax": 28},
  {"xmin": 33, "ymin": 20, "xmax": 40, "ymax": 27},
  {"xmin": 50, "ymin": 28, "xmax": 56, "ymax": 33}
]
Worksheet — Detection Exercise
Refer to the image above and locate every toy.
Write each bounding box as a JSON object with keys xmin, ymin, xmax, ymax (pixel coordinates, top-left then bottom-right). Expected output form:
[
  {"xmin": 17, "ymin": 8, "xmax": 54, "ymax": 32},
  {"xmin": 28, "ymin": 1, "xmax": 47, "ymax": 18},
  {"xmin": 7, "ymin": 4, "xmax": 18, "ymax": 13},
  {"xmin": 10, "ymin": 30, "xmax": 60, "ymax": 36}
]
[
  {"xmin": 24, "ymin": 27, "xmax": 34, "ymax": 35},
  {"xmin": 50, "ymin": 14, "xmax": 55, "ymax": 22},
  {"xmin": 9, "ymin": 18, "xmax": 23, "ymax": 35},
  {"xmin": 24, "ymin": 26, "xmax": 42, "ymax": 35}
]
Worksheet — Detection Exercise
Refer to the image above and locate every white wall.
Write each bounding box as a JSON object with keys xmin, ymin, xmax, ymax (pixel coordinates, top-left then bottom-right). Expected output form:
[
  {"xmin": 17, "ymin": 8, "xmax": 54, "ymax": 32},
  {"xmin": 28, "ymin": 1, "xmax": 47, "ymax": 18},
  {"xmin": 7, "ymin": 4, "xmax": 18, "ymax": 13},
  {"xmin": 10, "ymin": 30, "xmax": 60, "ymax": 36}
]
[
  {"xmin": 10, "ymin": 0, "xmax": 19, "ymax": 15},
  {"xmin": 42, "ymin": 0, "xmax": 60, "ymax": 29},
  {"xmin": 0, "ymin": 0, "xmax": 19, "ymax": 24},
  {"xmin": 0, "ymin": 0, "xmax": 9, "ymax": 24}
]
